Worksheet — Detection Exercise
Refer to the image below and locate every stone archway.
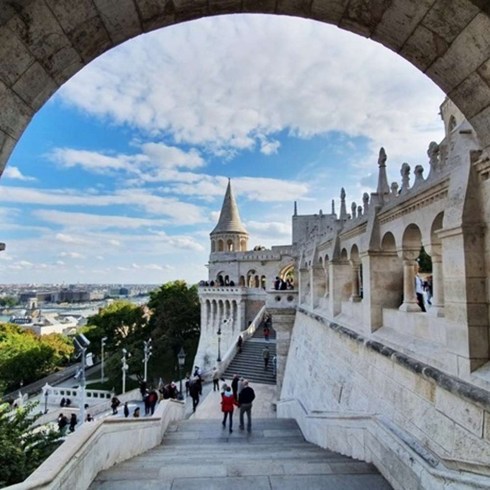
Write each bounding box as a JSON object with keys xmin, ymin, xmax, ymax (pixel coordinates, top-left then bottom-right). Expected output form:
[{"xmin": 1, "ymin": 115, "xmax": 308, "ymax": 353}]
[{"xmin": 0, "ymin": 1, "xmax": 490, "ymax": 176}]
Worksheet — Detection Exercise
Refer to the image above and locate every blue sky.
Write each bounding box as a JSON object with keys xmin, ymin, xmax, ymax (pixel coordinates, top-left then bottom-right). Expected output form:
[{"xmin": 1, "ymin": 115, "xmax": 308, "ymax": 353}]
[{"xmin": 0, "ymin": 14, "xmax": 445, "ymax": 285}]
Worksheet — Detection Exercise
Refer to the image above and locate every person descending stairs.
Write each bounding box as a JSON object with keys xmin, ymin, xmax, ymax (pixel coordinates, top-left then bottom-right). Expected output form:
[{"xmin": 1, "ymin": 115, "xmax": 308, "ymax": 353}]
[{"xmin": 223, "ymin": 317, "xmax": 276, "ymax": 385}]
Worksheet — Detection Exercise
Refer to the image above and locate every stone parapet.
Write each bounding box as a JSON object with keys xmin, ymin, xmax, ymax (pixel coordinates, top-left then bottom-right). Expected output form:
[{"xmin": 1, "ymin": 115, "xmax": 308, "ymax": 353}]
[
  {"xmin": 280, "ymin": 310, "xmax": 490, "ymax": 489},
  {"xmin": 8, "ymin": 398, "xmax": 185, "ymax": 490},
  {"xmin": 266, "ymin": 290, "xmax": 298, "ymax": 309}
]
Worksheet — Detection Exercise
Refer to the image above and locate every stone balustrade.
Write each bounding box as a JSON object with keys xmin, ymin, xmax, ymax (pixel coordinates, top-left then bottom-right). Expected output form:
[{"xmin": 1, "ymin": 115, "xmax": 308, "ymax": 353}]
[{"xmin": 8, "ymin": 398, "xmax": 185, "ymax": 490}]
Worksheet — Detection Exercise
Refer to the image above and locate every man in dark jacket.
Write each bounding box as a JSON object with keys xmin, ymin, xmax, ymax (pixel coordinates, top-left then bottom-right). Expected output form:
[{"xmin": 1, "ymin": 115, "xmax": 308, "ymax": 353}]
[
  {"xmin": 238, "ymin": 380, "xmax": 255, "ymax": 432},
  {"xmin": 189, "ymin": 377, "xmax": 201, "ymax": 412}
]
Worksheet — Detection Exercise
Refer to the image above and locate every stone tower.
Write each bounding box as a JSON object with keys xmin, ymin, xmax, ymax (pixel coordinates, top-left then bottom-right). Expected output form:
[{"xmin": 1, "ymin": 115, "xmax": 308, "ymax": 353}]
[{"xmin": 210, "ymin": 179, "xmax": 249, "ymax": 253}]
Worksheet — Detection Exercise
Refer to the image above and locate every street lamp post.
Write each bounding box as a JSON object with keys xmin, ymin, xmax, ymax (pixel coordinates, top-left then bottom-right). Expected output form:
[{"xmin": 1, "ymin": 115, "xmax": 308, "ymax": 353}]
[
  {"xmin": 121, "ymin": 348, "xmax": 130, "ymax": 394},
  {"xmin": 100, "ymin": 337, "xmax": 107, "ymax": 384},
  {"xmin": 74, "ymin": 334, "xmax": 91, "ymax": 426},
  {"xmin": 143, "ymin": 339, "xmax": 152, "ymax": 382},
  {"xmin": 43, "ymin": 385, "xmax": 49, "ymax": 414},
  {"xmin": 177, "ymin": 347, "xmax": 186, "ymax": 400},
  {"xmin": 217, "ymin": 328, "xmax": 222, "ymax": 362}
]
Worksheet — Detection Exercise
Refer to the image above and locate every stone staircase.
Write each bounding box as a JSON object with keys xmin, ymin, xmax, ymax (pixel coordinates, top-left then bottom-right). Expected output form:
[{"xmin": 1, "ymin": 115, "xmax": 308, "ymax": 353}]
[
  {"xmin": 90, "ymin": 418, "xmax": 392, "ymax": 489},
  {"xmin": 222, "ymin": 327, "xmax": 276, "ymax": 385}
]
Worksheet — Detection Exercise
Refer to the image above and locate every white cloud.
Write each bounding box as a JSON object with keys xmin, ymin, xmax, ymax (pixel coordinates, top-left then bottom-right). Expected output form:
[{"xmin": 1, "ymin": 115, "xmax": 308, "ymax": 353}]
[
  {"xmin": 60, "ymin": 251, "xmax": 85, "ymax": 259},
  {"xmin": 0, "ymin": 186, "xmax": 207, "ymax": 225},
  {"xmin": 2, "ymin": 166, "xmax": 36, "ymax": 181},
  {"xmin": 247, "ymin": 220, "xmax": 290, "ymax": 236},
  {"xmin": 35, "ymin": 210, "xmax": 167, "ymax": 230},
  {"xmin": 58, "ymin": 15, "xmax": 444, "ymax": 165}
]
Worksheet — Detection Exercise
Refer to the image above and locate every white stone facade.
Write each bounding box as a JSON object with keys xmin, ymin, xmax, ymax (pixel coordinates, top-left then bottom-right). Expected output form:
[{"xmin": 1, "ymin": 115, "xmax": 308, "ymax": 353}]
[{"xmin": 196, "ymin": 99, "xmax": 490, "ymax": 488}]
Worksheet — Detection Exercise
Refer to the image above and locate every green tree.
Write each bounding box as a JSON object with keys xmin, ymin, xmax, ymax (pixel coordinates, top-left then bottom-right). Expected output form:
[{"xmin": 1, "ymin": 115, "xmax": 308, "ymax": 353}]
[
  {"xmin": 84, "ymin": 283, "xmax": 201, "ymax": 390},
  {"xmin": 0, "ymin": 324, "xmax": 74, "ymax": 394},
  {"xmin": 0, "ymin": 402, "xmax": 62, "ymax": 486},
  {"xmin": 147, "ymin": 281, "xmax": 200, "ymax": 382},
  {"xmin": 84, "ymin": 301, "xmax": 150, "ymax": 390},
  {"xmin": 418, "ymin": 246, "xmax": 433, "ymax": 273},
  {"xmin": 0, "ymin": 296, "xmax": 17, "ymax": 307}
]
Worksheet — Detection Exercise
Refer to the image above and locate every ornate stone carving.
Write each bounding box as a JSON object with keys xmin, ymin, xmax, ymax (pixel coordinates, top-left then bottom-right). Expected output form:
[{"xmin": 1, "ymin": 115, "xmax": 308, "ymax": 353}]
[{"xmin": 400, "ymin": 163, "xmax": 411, "ymax": 194}]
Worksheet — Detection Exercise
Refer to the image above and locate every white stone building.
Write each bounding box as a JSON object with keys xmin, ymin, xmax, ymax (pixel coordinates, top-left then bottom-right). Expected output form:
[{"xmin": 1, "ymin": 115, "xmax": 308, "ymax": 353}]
[{"xmin": 196, "ymin": 98, "xmax": 490, "ymax": 489}]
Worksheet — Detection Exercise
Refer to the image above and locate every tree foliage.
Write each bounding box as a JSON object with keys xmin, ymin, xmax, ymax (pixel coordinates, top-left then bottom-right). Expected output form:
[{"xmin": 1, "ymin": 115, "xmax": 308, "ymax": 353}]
[
  {"xmin": 0, "ymin": 296, "xmax": 17, "ymax": 307},
  {"xmin": 85, "ymin": 282, "xmax": 200, "ymax": 389},
  {"xmin": 418, "ymin": 246, "xmax": 433, "ymax": 273},
  {"xmin": 0, "ymin": 402, "xmax": 62, "ymax": 487},
  {"xmin": 0, "ymin": 324, "xmax": 74, "ymax": 394}
]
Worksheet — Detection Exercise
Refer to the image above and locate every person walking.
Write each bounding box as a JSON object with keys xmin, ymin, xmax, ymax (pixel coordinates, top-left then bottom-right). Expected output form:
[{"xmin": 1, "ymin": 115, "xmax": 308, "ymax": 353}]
[
  {"xmin": 221, "ymin": 386, "xmax": 237, "ymax": 433},
  {"xmin": 189, "ymin": 377, "xmax": 201, "ymax": 412},
  {"xmin": 262, "ymin": 346, "xmax": 270, "ymax": 370},
  {"xmin": 231, "ymin": 374, "xmax": 240, "ymax": 401},
  {"xmin": 238, "ymin": 380, "xmax": 255, "ymax": 432},
  {"xmin": 236, "ymin": 335, "xmax": 243, "ymax": 353},
  {"xmin": 69, "ymin": 413, "xmax": 77, "ymax": 432},
  {"xmin": 123, "ymin": 402, "xmax": 129, "ymax": 418},
  {"xmin": 58, "ymin": 413, "xmax": 68, "ymax": 434},
  {"xmin": 212, "ymin": 367, "xmax": 220, "ymax": 392},
  {"xmin": 111, "ymin": 396, "xmax": 120, "ymax": 415}
]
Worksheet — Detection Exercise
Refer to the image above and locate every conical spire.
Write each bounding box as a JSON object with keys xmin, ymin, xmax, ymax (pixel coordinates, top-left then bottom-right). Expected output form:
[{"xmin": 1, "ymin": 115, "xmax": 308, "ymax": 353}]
[{"xmin": 211, "ymin": 179, "xmax": 248, "ymax": 235}]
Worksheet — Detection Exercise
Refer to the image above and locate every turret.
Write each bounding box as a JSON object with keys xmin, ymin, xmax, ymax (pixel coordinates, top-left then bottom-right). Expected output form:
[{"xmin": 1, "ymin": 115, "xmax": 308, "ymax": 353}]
[{"xmin": 210, "ymin": 179, "xmax": 249, "ymax": 253}]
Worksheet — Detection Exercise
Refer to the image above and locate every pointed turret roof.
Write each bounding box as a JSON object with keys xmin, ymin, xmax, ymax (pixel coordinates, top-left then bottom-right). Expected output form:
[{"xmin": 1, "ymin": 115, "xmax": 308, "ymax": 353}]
[{"xmin": 211, "ymin": 179, "xmax": 248, "ymax": 235}]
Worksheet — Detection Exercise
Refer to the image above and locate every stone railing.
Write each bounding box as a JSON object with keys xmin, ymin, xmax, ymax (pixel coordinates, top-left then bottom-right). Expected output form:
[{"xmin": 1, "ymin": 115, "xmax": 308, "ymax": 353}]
[
  {"xmin": 277, "ymin": 398, "xmax": 490, "ymax": 490},
  {"xmin": 40, "ymin": 383, "xmax": 112, "ymax": 408},
  {"xmin": 8, "ymin": 398, "xmax": 185, "ymax": 490},
  {"xmin": 266, "ymin": 289, "xmax": 298, "ymax": 309},
  {"xmin": 215, "ymin": 305, "xmax": 267, "ymax": 376}
]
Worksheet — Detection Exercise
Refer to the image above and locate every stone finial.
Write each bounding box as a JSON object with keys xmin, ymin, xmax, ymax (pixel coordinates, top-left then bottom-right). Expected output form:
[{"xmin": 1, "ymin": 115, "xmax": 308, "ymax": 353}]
[
  {"xmin": 340, "ymin": 188, "xmax": 347, "ymax": 220},
  {"xmin": 362, "ymin": 192, "xmax": 369, "ymax": 213},
  {"xmin": 351, "ymin": 202, "xmax": 357, "ymax": 219},
  {"xmin": 427, "ymin": 141, "xmax": 440, "ymax": 178},
  {"xmin": 294, "ymin": 201, "xmax": 298, "ymax": 216},
  {"xmin": 376, "ymin": 147, "xmax": 390, "ymax": 199},
  {"xmin": 331, "ymin": 199, "xmax": 335, "ymax": 215},
  {"xmin": 400, "ymin": 163, "xmax": 411, "ymax": 194},
  {"xmin": 319, "ymin": 209, "xmax": 323, "ymax": 216},
  {"xmin": 357, "ymin": 205, "xmax": 363, "ymax": 217},
  {"xmin": 413, "ymin": 165, "xmax": 424, "ymax": 187},
  {"xmin": 391, "ymin": 182, "xmax": 399, "ymax": 196}
]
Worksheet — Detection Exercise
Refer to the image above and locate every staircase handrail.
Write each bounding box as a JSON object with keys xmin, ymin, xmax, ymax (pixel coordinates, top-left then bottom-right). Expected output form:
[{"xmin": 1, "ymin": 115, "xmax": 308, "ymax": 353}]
[
  {"xmin": 215, "ymin": 305, "xmax": 267, "ymax": 376},
  {"xmin": 7, "ymin": 398, "xmax": 185, "ymax": 490}
]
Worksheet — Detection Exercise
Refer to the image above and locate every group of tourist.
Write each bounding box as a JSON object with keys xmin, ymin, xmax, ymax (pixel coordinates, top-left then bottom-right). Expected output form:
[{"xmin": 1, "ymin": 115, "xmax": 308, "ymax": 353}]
[
  {"xmin": 221, "ymin": 375, "xmax": 256, "ymax": 433},
  {"xmin": 57, "ymin": 413, "xmax": 78, "ymax": 434},
  {"xmin": 273, "ymin": 276, "xmax": 294, "ymax": 290}
]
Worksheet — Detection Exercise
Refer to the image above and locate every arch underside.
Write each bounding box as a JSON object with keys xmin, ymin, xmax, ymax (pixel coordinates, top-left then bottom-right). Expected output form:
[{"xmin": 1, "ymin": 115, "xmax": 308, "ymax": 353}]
[{"xmin": 1, "ymin": 1, "xmax": 490, "ymax": 175}]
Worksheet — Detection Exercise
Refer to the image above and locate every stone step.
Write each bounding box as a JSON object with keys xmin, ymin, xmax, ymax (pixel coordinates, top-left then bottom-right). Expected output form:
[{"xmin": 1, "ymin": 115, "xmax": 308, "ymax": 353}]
[
  {"xmin": 223, "ymin": 338, "xmax": 277, "ymax": 384},
  {"xmin": 90, "ymin": 418, "xmax": 392, "ymax": 490}
]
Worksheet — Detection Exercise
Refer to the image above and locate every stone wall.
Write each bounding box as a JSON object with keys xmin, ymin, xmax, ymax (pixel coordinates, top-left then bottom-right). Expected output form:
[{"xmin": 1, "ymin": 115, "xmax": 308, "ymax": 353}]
[{"xmin": 278, "ymin": 310, "xmax": 490, "ymax": 489}]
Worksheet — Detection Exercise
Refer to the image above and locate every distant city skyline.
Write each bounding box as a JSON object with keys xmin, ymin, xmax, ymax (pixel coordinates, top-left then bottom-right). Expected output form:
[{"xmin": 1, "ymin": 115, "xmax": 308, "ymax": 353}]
[{"xmin": 0, "ymin": 15, "xmax": 445, "ymax": 285}]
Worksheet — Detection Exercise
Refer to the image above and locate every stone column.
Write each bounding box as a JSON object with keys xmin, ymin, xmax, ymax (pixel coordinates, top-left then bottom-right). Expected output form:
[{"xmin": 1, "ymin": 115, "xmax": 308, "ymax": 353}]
[
  {"xmin": 298, "ymin": 266, "xmax": 308, "ymax": 305},
  {"xmin": 428, "ymin": 253, "xmax": 444, "ymax": 317},
  {"xmin": 237, "ymin": 299, "xmax": 246, "ymax": 331},
  {"xmin": 311, "ymin": 264, "xmax": 324, "ymax": 308},
  {"xmin": 350, "ymin": 261, "xmax": 361, "ymax": 302},
  {"xmin": 324, "ymin": 259, "xmax": 330, "ymax": 297},
  {"xmin": 201, "ymin": 299, "xmax": 209, "ymax": 331},
  {"xmin": 398, "ymin": 254, "xmax": 420, "ymax": 312},
  {"xmin": 268, "ymin": 307, "xmax": 296, "ymax": 398},
  {"xmin": 329, "ymin": 260, "xmax": 351, "ymax": 316}
]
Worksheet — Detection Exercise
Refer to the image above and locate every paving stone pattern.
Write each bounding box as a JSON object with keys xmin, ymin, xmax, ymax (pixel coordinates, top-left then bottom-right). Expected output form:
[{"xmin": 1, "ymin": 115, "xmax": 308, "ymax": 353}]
[{"xmin": 90, "ymin": 418, "xmax": 392, "ymax": 490}]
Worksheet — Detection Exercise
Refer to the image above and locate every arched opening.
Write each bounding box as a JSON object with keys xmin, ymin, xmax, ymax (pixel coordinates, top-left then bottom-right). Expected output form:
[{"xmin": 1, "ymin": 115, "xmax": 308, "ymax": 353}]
[{"xmin": 399, "ymin": 224, "xmax": 424, "ymax": 312}]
